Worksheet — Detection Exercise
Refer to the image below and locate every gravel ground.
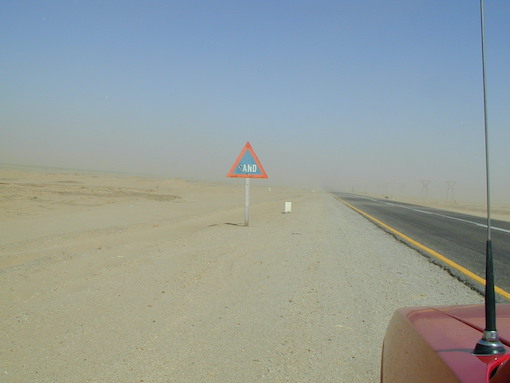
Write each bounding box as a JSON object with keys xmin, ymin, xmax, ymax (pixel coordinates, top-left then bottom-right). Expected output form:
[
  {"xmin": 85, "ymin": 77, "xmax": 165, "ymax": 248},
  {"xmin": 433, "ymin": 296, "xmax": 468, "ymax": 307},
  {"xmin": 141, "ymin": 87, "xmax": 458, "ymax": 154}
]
[{"xmin": 0, "ymin": 172, "xmax": 482, "ymax": 382}]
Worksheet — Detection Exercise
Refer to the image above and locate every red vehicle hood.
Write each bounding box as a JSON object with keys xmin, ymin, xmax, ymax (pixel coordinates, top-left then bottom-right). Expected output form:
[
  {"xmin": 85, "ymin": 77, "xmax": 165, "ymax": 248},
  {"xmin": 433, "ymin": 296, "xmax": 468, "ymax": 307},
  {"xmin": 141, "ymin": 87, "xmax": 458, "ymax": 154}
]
[
  {"xmin": 409, "ymin": 304, "xmax": 510, "ymax": 382},
  {"xmin": 435, "ymin": 304, "xmax": 510, "ymax": 347}
]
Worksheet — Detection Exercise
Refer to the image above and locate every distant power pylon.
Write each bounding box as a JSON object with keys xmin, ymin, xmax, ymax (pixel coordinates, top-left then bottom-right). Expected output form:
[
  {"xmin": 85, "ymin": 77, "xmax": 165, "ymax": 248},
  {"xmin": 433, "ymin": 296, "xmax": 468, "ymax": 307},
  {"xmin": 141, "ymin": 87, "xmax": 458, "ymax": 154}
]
[
  {"xmin": 421, "ymin": 180, "xmax": 430, "ymax": 200},
  {"xmin": 446, "ymin": 181, "xmax": 456, "ymax": 202},
  {"xmin": 399, "ymin": 183, "xmax": 406, "ymax": 198}
]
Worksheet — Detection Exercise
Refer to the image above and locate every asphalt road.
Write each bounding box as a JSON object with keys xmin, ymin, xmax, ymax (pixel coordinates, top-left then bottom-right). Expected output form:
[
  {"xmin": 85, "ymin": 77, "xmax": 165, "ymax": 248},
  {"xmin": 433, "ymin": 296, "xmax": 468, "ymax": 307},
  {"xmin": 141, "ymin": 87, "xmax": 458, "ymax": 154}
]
[{"xmin": 334, "ymin": 192, "xmax": 510, "ymax": 299}]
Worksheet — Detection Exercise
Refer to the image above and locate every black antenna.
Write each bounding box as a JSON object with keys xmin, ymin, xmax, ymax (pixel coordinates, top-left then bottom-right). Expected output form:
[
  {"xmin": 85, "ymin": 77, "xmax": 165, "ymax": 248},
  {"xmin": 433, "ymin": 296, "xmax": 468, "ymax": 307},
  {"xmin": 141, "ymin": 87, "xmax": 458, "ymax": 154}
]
[{"xmin": 473, "ymin": 0, "xmax": 505, "ymax": 356}]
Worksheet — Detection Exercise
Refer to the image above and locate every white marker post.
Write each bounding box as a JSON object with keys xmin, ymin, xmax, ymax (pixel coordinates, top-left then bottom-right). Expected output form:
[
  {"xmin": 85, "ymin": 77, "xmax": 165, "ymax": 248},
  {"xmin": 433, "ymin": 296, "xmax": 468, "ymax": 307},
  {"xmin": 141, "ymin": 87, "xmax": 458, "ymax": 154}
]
[{"xmin": 226, "ymin": 142, "xmax": 268, "ymax": 227}]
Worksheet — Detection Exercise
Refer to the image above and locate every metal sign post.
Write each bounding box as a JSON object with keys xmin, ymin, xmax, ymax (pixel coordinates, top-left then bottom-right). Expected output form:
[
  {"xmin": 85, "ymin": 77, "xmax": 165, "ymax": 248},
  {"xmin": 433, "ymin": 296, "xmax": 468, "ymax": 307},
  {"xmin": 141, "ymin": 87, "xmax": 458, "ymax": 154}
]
[
  {"xmin": 245, "ymin": 178, "xmax": 250, "ymax": 226},
  {"xmin": 227, "ymin": 142, "xmax": 268, "ymax": 227}
]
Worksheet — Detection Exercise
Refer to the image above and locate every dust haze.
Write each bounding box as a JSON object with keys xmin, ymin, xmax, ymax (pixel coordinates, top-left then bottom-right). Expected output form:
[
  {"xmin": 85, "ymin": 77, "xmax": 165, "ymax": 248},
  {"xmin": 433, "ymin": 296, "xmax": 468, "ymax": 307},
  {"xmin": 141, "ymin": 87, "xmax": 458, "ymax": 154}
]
[{"xmin": 2, "ymin": 1, "xmax": 509, "ymax": 207}]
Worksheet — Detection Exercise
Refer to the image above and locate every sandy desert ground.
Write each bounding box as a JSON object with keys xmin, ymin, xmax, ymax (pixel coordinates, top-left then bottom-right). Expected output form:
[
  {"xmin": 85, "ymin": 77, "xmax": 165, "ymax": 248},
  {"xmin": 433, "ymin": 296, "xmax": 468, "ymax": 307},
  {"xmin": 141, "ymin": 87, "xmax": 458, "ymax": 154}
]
[{"xmin": 1, "ymin": 166, "xmax": 484, "ymax": 382}]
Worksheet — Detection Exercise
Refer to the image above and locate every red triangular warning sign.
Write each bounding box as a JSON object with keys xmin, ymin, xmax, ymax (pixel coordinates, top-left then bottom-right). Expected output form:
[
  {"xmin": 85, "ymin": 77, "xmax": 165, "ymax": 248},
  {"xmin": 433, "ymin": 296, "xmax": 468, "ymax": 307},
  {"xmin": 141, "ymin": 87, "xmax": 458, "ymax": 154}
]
[{"xmin": 227, "ymin": 142, "xmax": 268, "ymax": 178}]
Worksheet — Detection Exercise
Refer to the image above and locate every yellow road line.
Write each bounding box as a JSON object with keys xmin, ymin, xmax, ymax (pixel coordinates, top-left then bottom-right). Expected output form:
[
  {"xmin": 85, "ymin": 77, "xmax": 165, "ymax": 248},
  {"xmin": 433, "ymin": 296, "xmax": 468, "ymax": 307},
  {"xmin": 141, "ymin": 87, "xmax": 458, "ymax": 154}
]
[{"xmin": 336, "ymin": 196, "xmax": 510, "ymax": 300}]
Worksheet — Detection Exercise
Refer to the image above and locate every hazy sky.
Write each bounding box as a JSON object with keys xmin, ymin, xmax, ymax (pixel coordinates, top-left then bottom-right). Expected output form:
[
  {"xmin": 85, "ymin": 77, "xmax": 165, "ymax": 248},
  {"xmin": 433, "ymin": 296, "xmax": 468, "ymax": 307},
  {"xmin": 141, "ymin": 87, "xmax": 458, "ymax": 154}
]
[{"xmin": 1, "ymin": 1, "xmax": 509, "ymax": 203}]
